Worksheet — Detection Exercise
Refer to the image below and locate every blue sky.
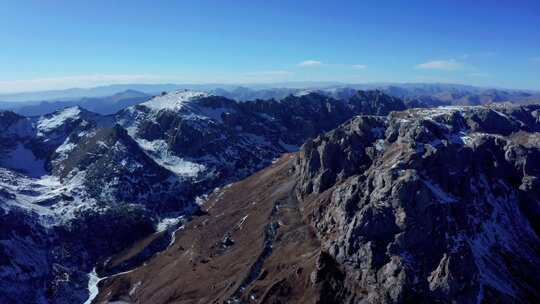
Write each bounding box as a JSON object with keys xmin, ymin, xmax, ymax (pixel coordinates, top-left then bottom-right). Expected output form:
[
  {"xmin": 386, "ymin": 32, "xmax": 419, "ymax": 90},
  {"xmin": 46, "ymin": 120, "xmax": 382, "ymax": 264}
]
[{"xmin": 0, "ymin": 0, "xmax": 539, "ymax": 92}]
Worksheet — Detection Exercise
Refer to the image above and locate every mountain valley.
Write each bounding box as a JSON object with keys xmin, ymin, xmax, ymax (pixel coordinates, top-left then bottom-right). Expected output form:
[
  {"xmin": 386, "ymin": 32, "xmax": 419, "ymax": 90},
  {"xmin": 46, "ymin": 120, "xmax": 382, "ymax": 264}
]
[{"xmin": 0, "ymin": 89, "xmax": 539, "ymax": 303}]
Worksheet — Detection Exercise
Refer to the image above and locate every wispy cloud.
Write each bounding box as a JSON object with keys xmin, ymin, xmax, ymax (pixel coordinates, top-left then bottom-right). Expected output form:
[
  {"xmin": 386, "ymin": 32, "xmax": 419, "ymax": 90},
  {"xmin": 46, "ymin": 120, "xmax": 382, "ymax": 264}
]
[
  {"xmin": 415, "ymin": 59, "xmax": 464, "ymax": 71},
  {"xmin": 297, "ymin": 61, "xmax": 369, "ymax": 70},
  {"xmin": 531, "ymin": 57, "xmax": 540, "ymax": 63},
  {"xmin": 298, "ymin": 60, "xmax": 323, "ymax": 67}
]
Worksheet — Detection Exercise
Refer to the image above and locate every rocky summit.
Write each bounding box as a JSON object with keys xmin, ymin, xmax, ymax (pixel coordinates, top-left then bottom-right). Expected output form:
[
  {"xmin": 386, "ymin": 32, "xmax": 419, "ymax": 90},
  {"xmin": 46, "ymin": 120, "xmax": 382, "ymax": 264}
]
[
  {"xmin": 92, "ymin": 104, "xmax": 540, "ymax": 303},
  {"xmin": 296, "ymin": 105, "xmax": 540, "ymax": 303}
]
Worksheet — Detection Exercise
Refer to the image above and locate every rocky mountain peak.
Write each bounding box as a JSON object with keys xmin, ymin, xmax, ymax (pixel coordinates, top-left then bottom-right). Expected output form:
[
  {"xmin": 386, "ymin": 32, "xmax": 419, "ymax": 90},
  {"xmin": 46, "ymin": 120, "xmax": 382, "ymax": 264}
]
[
  {"xmin": 139, "ymin": 90, "xmax": 211, "ymax": 112},
  {"xmin": 295, "ymin": 104, "xmax": 540, "ymax": 302},
  {"xmin": 347, "ymin": 89, "xmax": 407, "ymax": 116}
]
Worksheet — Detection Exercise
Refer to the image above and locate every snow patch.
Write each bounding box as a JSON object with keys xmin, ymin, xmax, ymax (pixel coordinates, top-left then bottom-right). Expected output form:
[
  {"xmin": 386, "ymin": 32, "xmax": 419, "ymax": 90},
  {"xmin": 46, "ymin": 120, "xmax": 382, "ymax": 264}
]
[
  {"xmin": 236, "ymin": 215, "xmax": 249, "ymax": 230},
  {"xmin": 156, "ymin": 216, "xmax": 183, "ymax": 233},
  {"xmin": 135, "ymin": 139, "xmax": 204, "ymax": 177},
  {"xmin": 374, "ymin": 139, "xmax": 386, "ymax": 152},
  {"xmin": 294, "ymin": 90, "xmax": 314, "ymax": 97},
  {"xmin": 129, "ymin": 281, "xmax": 142, "ymax": 296},
  {"xmin": 423, "ymin": 179, "xmax": 456, "ymax": 203},
  {"xmin": 37, "ymin": 107, "xmax": 81, "ymax": 135},
  {"xmin": 83, "ymin": 268, "xmax": 101, "ymax": 304},
  {"xmin": 141, "ymin": 91, "xmax": 209, "ymax": 111},
  {"xmin": 167, "ymin": 225, "xmax": 185, "ymax": 249}
]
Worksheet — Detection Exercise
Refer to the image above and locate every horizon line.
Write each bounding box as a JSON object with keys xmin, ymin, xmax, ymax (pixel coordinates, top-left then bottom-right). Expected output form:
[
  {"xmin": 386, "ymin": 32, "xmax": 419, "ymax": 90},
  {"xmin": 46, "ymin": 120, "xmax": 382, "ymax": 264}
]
[{"xmin": 1, "ymin": 80, "xmax": 538, "ymax": 96}]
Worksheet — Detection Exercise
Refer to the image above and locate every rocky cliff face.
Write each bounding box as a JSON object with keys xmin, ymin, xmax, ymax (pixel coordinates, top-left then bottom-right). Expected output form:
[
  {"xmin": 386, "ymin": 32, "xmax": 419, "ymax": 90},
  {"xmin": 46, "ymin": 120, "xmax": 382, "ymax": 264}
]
[
  {"xmin": 296, "ymin": 104, "xmax": 540, "ymax": 303},
  {"xmin": 94, "ymin": 104, "xmax": 540, "ymax": 304}
]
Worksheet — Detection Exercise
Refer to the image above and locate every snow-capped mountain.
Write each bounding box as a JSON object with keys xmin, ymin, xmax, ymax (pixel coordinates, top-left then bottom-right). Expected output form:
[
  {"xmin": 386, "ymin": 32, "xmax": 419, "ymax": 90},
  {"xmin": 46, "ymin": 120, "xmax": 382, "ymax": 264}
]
[{"xmin": 0, "ymin": 90, "xmax": 409, "ymax": 303}]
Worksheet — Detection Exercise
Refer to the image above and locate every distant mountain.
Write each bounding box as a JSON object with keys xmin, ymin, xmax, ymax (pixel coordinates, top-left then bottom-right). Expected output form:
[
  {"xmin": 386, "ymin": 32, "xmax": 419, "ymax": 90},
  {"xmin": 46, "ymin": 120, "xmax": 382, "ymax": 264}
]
[
  {"xmin": 207, "ymin": 83, "xmax": 540, "ymax": 105},
  {"xmin": 73, "ymin": 90, "xmax": 153, "ymax": 115},
  {"xmin": 0, "ymin": 82, "xmax": 540, "ymax": 103},
  {"xmin": 209, "ymin": 86, "xmax": 298, "ymax": 101},
  {"xmin": 0, "ymin": 84, "xmax": 178, "ymax": 102},
  {"xmin": 1, "ymin": 84, "xmax": 539, "ymax": 126},
  {"xmin": 368, "ymin": 85, "xmax": 540, "ymax": 106},
  {"xmin": 2, "ymin": 90, "xmax": 152, "ymax": 116}
]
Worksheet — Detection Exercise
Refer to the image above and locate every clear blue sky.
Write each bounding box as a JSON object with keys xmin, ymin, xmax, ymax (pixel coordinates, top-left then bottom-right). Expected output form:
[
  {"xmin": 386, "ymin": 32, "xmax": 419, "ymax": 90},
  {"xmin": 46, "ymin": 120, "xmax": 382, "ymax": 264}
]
[{"xmin": 1, "ymin": 0, "xmax": 539, "ymax": 92}]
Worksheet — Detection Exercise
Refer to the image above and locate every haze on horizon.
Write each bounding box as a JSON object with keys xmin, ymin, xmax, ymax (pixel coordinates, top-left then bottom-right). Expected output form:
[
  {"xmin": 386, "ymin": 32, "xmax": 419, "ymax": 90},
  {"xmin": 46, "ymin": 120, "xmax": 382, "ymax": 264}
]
[{"xmin": 1, "ymin": 0, "xmax": 539, "ymax": 93}]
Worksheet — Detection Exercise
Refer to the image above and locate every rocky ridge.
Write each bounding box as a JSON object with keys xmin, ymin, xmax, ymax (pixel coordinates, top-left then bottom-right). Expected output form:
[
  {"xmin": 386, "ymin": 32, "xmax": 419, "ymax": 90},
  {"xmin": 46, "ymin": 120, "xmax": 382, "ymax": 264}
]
[
  {"xmin": 297, "ymin": 104, "xmax": 540, "ymax": 303},
  {"xmin": 94, "ymin": 104, "xmax": 540, "ymax": 303}
]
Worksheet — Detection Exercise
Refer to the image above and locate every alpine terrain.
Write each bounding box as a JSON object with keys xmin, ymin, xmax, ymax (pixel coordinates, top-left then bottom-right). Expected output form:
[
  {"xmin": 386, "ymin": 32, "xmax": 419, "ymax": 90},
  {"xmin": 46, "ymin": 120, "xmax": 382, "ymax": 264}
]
[
  {"xmin": 2, "ymin": 1, "xmax": 540, "ymax": 303},
  {"xmin": 1, "ymin": 89, "xmax": 413, "ymax": 303},
  {"xmin": 91, "ymin": 102, "xmax": 540, "ymax": 303}
]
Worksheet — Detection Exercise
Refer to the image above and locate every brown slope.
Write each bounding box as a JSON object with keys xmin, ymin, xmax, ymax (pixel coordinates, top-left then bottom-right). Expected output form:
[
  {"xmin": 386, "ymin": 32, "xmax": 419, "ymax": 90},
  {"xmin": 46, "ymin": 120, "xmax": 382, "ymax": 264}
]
[{"xmin": 93, "ymin": 154, "xmax": 327, "ymax": 304}]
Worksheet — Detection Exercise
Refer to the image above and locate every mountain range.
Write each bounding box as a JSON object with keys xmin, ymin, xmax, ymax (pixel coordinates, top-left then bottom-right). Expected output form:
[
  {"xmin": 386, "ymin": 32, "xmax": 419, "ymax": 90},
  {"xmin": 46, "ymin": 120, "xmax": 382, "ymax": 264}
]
[
  {"xmin": 95, "ymin": 101, "xmax": 540, "ymax": 303},
  {"xmin": 2, "ymin": 82, "xmax": 540, "ymax": 106},
  {"xmin": 0, "ymin": 89, "xmax": 539, "ymax": 303},
  {"xmin": 0, "ymin": 90, "xmax": 153, "ymax": 116}
]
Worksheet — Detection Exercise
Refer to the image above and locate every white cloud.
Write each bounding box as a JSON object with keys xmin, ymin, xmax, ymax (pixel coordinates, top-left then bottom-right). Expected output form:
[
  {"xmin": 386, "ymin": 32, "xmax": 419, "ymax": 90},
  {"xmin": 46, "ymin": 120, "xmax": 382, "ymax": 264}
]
[
  {"xmin": 415, "ymin": 59, "xmax": 464, "ymax": 71},
  {"xmin": 351, "ymin": 64, "xmax": 367, "ymax": 69},
  {"xmin": 531, "ymin": 57, "xmax": 540, "ymax": 63},
  {"xmin": 298, "ymin": 60, "xmax": 322, "ymax": 67}
]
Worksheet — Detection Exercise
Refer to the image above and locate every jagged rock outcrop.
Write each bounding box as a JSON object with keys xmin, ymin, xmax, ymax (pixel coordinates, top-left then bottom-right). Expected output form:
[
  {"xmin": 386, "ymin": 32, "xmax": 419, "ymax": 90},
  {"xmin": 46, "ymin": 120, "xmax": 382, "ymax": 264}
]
[
  {"xmin": 296, "ymin": 104, "xmax": 540, "ymax": 303},
  {"xmin": 347, "ymin": 90, "xmax": 407, "ymax": 116}
]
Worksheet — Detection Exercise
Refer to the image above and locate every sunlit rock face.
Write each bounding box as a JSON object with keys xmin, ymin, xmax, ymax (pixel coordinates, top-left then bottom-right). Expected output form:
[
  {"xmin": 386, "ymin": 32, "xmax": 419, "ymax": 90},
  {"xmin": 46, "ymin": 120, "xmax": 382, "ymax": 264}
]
[{"xmin": 296, "ymin": 104, "xmax": 540, "ymax": 303}]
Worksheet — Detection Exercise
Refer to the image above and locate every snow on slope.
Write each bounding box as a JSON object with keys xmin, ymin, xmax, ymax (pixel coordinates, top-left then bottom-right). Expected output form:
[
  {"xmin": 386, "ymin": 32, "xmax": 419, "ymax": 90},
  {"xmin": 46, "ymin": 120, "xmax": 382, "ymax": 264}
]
[
  {"xmin": 37, "ymin": 106, "xmax": 81, "ymax": 135},
  {"xmin": 141, "ymin": 91, "xmax": 210, "ymax": 111},
  {"xmin": 140, "ymin": 90, "xmax": 236, "ymax": 122},
  {"xmin": 135, "ymin": 138, "xmax": 205, "ymax": 177},
  {"xmin": 118, "ymin": 90, "xmax": 237, "ymax": 178},
  {"xmin": 0, "ymin": 167, "xmax": 91, "ymax": 226}
]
